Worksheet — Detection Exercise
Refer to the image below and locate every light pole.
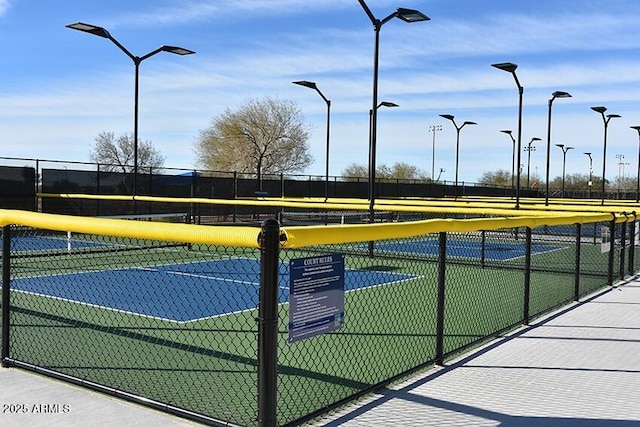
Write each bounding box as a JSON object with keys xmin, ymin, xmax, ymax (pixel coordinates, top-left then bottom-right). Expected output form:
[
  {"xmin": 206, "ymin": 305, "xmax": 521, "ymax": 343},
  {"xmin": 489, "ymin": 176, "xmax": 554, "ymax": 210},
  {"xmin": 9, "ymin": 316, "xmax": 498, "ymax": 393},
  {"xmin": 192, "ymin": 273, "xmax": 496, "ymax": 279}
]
[
  {"xmin": 555, "ymin": 144, "xmax": 574, "ymax": 198},
  {"xmin": 368, "ymin": 102, "xmax": 399, "ymax": 194},
  {"xmin": 500, "ymin": 130, "xmax": 516, "ymax": 197},
  {"xmin": 583, "ymin": 152, "xmax": 593, "ymax": 199},
  {"xmin": 358, "ymin": 1, "xmax": 429, "ymax": 217},
  {"xmin": 525, "ymin": 137, "xmax": 541, "ymax": 189},
  {"xmin": 492, "ymin": 62, "xmax": 523, "ymax": 208},
  {"xmin": 439, "ymin": 114, "xmax": 477, "ymax": 197},
  {"xmin": 545, "ymin": 91, "xmax": 572, "ymax": 205},
  {"xmin": 591, "ymin": 106, "xmax": 621, "ymax": 205},
  {"xmin": 429, "ymin": 124, "xmax": 442, "ymax": 181},
  {"xmin": 631, "ymin": 126, "xmax": 640, "ymax": 202},
  {"xmin": 293, "ymin": 81, "xmax": 331, "ymax": 200},
  {"xmin": 66, "ymin": 22, "xmax": 194, "ymax": 208}
]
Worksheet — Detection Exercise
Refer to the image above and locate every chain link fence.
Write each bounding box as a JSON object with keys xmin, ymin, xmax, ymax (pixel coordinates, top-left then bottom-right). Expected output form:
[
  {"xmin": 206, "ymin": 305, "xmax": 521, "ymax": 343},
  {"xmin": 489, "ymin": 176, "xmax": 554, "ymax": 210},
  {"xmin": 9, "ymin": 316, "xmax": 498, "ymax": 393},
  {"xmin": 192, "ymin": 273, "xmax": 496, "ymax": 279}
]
[{"xmin": 0, "ymin": 207, "xmax": 636, "ymax": 426}]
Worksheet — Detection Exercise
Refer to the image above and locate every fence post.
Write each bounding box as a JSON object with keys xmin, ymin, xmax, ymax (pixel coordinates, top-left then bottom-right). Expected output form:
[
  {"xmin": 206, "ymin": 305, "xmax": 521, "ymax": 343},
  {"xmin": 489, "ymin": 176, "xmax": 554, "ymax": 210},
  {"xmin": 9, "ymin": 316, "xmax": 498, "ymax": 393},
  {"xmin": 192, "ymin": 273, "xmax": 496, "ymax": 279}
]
[
  {"xmin": 258, "ymin": 219, "xmax": 280, "ymax": 427},
  {"xmin": 608, "ymin": 217, "xmax": 616, "ymax": 286},
  {"xmin": 619, "ymin": 213, "xmax": 627, "ymax": 280},
  {"xmin": 523, "ymin": 227, "xmax": 532, "ymax": 325},
  {"xmin": 574, "ymin": 223, "xmax": 581, "ymax": 301},
  {"xmin": 2, "ymin": 225, "xmax": 11, "ymax": 366},
  {"xmin": 629, "ymin": 213, "xmax": 636, "ymax": 276},
  {"xmin": 435, "ymin": 232, "xmax": 446, "ymax": 366}
]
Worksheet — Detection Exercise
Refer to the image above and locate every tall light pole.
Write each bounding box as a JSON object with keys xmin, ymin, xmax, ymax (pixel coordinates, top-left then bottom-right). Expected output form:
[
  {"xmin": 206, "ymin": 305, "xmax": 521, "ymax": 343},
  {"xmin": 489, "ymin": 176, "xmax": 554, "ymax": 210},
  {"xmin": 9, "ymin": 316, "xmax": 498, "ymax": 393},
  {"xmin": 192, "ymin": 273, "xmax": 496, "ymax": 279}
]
[
  {"xmin": 500, "ymin": 130, "xmax": 516, "ymax": 197},
  {"xmin": 545, "ymin": 91, "xmax": 572, "ymax": 205},
  {"xmin": 631, "ymin": 126, "xmax": 640, "ymax": 202},
  {"xmin": 368, "ymin": 102, "xmax": 399, "ymax": 194},
  {"xmin": 555, "ymin": 144, "xmax": 574, "ymax": 198},
  {"xmin": 439, "ymin": 114, "xmax": 477, "ymax": 197},
  {"xmin": 525, "ymin": 137, "xmax": 541, "ymax": 189},
  {"xmin": 358, "ymin": 1, "xmax": 429, "ymax": 217},
  {"xmin": 492, "ymin": 62, "xmax": 523, "ymax": 208},
  {"xmin": 591, "ymin": 106, "xmax": 621, "ymax": 205},
  {"xmin": 293, "ymin": 81, "xmax": 331, "ymax": 200},
  {"xmin": 66, "ymin": 22, "xmax": 194, "ymax": 209},
  {"xmin": 584, "ymin": 152, "xmax": 593, "ymax": 199},
  {"xmin": 429, "ymin": 124, "xmax": 442, "ymax": 181}
]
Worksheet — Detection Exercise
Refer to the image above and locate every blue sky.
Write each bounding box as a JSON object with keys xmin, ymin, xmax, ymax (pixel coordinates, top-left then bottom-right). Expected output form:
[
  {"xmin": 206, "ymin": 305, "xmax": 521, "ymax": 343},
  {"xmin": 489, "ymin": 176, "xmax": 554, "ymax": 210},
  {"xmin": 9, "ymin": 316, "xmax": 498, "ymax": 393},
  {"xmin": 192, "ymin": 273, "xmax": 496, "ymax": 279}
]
[{"xmin": 2, "ymin": 0, "xmax": 640, "ymax": 185}]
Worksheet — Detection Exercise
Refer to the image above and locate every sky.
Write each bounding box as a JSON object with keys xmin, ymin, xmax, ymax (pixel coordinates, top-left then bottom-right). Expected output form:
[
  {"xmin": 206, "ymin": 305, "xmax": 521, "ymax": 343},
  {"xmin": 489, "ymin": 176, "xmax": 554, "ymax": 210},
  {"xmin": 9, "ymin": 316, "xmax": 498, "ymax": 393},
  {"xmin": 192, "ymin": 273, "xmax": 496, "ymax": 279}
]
[{"xmin": 2, "ymin": 0, "xmax": 640, "ymax": 185}]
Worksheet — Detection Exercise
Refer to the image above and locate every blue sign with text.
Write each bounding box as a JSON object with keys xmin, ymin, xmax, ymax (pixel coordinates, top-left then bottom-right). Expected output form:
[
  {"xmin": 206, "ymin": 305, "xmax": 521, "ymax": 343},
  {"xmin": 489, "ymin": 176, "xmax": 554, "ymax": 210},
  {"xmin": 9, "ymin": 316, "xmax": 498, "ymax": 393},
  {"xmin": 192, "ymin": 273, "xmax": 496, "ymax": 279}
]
[{"xmin": 289, "ymin": 254, "xmax": 345, "ymax": 343}]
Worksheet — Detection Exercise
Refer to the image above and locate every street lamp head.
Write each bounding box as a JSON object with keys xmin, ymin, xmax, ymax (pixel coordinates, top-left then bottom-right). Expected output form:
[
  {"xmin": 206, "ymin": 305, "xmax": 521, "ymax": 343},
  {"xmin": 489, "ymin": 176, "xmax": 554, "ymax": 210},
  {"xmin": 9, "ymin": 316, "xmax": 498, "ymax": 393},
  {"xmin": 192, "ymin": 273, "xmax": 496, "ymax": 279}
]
[
  {"xmin": 491, "ymin": 62, "xmax": 518, "ymax": 73},
  {"xmin": 66, "ymin": 22, "xmax": 110, "ymax": 38},
  {"xmin": 378, "ymin": 101, "xmax": 399, "ymax": 108},
  {"xmin": 161, "ymin": 45, "xmax": 195, "ymax": 56},
  {"xmin": 396, "ymin": 8, "xmax": 430, "ymax": 23},
  {"xmin": 566, "ymin": 146, "xmax": 574, "ymax": 150},
  {"xmin": 500, "ymin": 129, "xmax": 512, "ymax": 135},
  {"xmin": 631, "ymin": 125, "xmax": 640, "ymax": 131},
  {"xmin": 591, "ymin": 106, "xmax": 607, "ymax": 114},
  {"xmin": 292, "ymin": 80, "xmax": 318, "ymax": 90},
  {"xmin": 555, "ymin": 144, "xmax": 564, "ymax": 149},
  {"xmin": 607, "ymin": 114, "xmax": 621, "ymax": 119},
  {"xmin": 439, "ymin": 114, "xmax": 455, "ymax": 121},
  {"xmin": 552, "ymin": 91, "xmax": 572, "ymax": 99},
  {"xmin": 463, "ymin": 121, "xmax": 477, "ymax": 126},
  {"xmin": 531, "ymin": 137, "xmax": 541, "ymax": 142},
  {"xmin": 584, "ymin": 152, "xmax": 592, "ymax": 157}
]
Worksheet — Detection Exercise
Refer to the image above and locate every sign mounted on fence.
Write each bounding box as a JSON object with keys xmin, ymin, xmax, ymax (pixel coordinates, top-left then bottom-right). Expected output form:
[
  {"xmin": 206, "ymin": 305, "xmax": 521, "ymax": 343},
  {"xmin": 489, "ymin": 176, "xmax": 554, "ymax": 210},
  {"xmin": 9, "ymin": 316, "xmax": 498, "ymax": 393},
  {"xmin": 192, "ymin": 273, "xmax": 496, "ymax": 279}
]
[{"xmin": 288, "ymin": 254, "xmax": 345, "ymax": 343}]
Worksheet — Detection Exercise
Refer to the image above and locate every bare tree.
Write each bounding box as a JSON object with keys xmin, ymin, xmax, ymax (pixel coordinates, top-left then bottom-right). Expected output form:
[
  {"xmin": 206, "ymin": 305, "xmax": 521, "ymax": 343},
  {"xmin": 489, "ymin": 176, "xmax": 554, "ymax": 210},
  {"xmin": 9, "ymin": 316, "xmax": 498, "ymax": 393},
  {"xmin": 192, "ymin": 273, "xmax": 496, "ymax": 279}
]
[
  {"xmin": 341, "ymin": 162, "xmax": 427, "ymax": 181},
  {"xmin": 90, "ymin": 131, "xmax": 165, "ymax": 173},
  {"xmin": 194, "ymin": 97, "xmax": 312, "ymax": 187}
]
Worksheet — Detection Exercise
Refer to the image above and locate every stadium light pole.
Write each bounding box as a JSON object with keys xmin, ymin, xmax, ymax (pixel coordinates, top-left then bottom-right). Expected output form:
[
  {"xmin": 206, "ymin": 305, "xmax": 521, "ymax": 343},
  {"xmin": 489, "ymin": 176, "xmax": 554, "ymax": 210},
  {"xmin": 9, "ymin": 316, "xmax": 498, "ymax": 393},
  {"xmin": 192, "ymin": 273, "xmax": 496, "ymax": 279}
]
[
  {"xmin": 525, "ymin": 137, "xmax": 541, "ymax": 189},
  {"xmin": 492, "ymin": 62, "xmax": 523, "ymax": 208},
  {"xmin": 591, "ymin": 106, "xmax": 621, "ymax": 205},
  {"xmin": 584, "ymin": 152, "xmax": 593, "ymax": 199},
  {"xmin": 293, "ymin": 81, "xmax": 331, "ymax": 200},
  {"xmin": 555, "ymin": 144, "xmax": 574, "ymax": 198},
  {"xmin": 545, "ymin": 91, "xmax": 572, "ymax": 205},
  {"xmin": 439, "ymin": 114, "xmax": 477, "ymax": 197},
  {"xmin": 66, "ymin": 22, "xmax": 195, "ymax": 209},
  {"xmin": 500, "ymin": 129, "xmax": 516, "ymax": 197},
  {"xmin": 429, "ymin": 124, "xmax": 442, "ymax": 182},
  {"xmin": 631, "ymin": 126, "xmax": 640, "ymax": 202},
  {"xmin": 358, "ymin": 1, "xmax": 430, "ymax": 217}
]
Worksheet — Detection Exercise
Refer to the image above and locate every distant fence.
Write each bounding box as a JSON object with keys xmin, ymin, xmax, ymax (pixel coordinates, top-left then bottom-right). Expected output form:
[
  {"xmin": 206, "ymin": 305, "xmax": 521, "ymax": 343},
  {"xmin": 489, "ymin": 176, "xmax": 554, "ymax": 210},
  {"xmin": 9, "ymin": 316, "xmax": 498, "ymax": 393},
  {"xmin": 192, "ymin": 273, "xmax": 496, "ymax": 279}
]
[{"xmin": 1, "ymin": 202, "xmax": 637, "ymax": 426}]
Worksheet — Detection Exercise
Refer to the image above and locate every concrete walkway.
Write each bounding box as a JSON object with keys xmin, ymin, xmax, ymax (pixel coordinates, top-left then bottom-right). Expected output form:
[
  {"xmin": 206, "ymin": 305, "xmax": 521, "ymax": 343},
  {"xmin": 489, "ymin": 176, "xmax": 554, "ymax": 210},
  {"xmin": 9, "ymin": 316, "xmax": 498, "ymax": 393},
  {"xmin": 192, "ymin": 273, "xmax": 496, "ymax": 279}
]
[
  {"xmin": 2, "ymin": 280, "xmax": 640, "ymax": 426},
  {"xmin": 313, "ymin": 280, "xmax": 640, "ymax": 426}
]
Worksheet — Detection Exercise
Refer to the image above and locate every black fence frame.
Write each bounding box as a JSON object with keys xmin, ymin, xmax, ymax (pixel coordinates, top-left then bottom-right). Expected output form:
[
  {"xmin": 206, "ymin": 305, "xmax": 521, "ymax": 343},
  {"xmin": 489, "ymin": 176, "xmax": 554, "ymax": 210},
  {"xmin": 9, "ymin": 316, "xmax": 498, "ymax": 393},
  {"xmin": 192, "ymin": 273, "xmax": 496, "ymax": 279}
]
[{"xmin": 0, "ymin": 216, "xmax": 636, "ymax": 426}]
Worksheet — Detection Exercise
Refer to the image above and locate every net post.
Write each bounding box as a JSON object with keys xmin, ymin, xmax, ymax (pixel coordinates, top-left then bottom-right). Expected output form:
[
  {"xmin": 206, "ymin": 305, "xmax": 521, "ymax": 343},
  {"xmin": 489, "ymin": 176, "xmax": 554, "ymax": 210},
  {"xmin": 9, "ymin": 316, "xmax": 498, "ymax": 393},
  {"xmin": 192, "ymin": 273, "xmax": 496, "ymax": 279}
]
[
  {"xmin": 574, "ymin": 223, "xmax": 581, "ymax": 301},
  {"xmin": 258, "ymin": 219, "xmax": 280, "ymax": 427},
  {"xmin": 2, "ymin": 225, "xmax": 11, "ymax": 366},
  {"xmin": 435, "ymin": 232, "xmax": 446, "ymax": 366},
  {"xmin": 523, "ymin": 227, "xmax": 532, "ymax": 325}
]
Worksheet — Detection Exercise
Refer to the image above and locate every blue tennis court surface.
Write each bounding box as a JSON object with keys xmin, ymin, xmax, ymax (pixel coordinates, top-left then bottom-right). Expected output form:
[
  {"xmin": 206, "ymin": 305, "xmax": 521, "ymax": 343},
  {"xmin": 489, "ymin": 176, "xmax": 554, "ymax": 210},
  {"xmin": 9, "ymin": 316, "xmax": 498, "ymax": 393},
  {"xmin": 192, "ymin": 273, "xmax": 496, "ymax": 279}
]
[
  {"xmin": 374, "ymin": 238, "xmax": 562, "ymax": 261},
  {"xmin": 3, "ymin": 235, "xmax": 107, "ymax": 252},
  {"xmin": 12, "ymin": 258, "xmax": 415, "ymax": 323}
]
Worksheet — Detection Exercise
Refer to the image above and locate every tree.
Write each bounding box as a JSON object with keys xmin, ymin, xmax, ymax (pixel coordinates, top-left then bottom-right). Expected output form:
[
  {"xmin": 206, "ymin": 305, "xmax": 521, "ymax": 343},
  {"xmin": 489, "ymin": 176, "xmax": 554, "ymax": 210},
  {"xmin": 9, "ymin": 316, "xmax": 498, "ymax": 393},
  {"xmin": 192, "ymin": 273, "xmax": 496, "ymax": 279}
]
[
  {"xmin": 90, "ymin": 131, "xmax": 165, "ymax": 173},
  {"xmin": 478, "ymin": 169, "xmax": 512, "ymax": 187},
  {"xmin": 194, "ymin": 98, "xmax": 312, "ymax": 184},
  {"xmin": 341, "ymin": 162, "xmax": 427, "ymax": 181}
]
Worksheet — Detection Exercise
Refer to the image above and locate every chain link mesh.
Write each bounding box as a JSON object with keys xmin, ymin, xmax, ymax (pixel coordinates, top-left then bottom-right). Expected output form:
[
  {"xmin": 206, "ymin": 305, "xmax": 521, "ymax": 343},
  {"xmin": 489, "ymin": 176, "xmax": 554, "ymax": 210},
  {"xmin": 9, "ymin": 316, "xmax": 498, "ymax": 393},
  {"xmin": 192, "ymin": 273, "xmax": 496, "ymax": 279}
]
[{"xmin": 1, "ymin": 211, "xmax": 636, "ymax": 426}]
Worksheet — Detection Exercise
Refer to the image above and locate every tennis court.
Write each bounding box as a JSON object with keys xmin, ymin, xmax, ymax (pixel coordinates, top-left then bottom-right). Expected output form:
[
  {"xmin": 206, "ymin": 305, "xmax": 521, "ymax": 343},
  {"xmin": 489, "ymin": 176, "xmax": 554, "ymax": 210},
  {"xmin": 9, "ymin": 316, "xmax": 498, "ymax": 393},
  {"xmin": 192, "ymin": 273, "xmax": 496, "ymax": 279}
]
[
  {"xmin": 12, "ymin": 258, "xmax": 416, "ymax": 323},
  {"xmin": 372, "ymin": 236, "xmax": 564, "ymax": 261},
  {"xmin": 3, "ymin": 233, "xmax": 109, "ymax": 253}
]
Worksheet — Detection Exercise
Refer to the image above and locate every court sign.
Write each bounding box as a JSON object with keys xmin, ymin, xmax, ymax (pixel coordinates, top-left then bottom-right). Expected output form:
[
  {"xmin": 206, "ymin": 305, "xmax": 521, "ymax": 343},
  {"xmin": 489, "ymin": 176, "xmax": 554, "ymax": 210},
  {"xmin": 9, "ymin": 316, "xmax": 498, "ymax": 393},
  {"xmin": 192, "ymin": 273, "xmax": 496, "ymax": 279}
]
[{"xmin": 289, "ymin": 254, "xmax": 345, "ymax": 343}]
